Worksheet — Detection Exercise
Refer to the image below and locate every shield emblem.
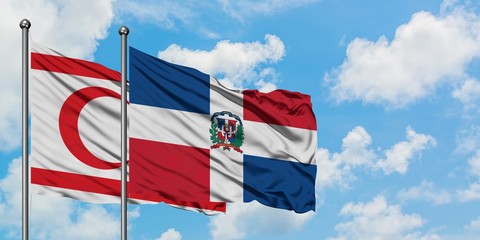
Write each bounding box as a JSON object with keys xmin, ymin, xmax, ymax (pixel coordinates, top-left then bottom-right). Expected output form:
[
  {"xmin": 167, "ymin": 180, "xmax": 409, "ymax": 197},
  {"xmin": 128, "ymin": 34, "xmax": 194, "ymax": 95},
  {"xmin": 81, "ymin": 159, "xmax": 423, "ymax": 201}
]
[{"xmin": 209, "ymin": 111, "xmax": 244, "ymax": 153}]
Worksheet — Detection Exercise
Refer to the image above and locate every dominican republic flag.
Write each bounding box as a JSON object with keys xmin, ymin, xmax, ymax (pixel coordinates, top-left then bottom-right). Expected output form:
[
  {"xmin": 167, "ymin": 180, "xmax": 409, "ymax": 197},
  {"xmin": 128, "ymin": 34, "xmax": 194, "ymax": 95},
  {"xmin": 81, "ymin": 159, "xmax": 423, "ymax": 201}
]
[
  {"xmin": 129, "ymin": 47, "xmax": 317, "ymax": 213},
  {"xmin": 30, "ymin": 41, "xmax": 225, "ymax": 213}
]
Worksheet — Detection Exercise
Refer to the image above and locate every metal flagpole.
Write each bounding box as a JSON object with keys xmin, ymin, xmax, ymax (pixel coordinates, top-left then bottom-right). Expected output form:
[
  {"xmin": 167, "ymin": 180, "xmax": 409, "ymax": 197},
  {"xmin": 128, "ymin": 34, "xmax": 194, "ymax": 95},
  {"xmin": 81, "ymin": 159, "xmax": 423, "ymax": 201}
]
[
  {"xmin": 119, "ymin": 25, "xmax": 129, "ymax": 240},
  {"xmin": 20, "ymin": 18, "xmax": 31, "ymax": 240}
]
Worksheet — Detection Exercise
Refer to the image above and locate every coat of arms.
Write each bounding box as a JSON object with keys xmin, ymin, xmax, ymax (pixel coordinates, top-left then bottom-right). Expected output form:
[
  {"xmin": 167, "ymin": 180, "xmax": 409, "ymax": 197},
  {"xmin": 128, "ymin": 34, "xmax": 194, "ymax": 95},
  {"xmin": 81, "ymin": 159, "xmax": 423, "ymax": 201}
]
[{"xmin": 209, "ymin": 111, "xmax": 244, "ymax": 153}]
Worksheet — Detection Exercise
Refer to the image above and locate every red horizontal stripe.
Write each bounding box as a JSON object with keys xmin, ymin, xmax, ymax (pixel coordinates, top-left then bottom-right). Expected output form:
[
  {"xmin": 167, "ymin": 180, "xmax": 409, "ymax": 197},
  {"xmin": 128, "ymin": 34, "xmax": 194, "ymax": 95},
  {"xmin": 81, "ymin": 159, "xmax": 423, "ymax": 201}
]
[
  {"xmin": 243, "ymin": 89, "xmax": 317, "ymax": 130},
  {"xmin": 31, "ymin": 167, "xmax": 225, "ymax": 212},
  {"xmin": 31, "ymin": 167, "xmax": 120, "ymax": 196},
  {"xmin": 31, "ymin": 52, "xmax": 120, "ymax": 81}
]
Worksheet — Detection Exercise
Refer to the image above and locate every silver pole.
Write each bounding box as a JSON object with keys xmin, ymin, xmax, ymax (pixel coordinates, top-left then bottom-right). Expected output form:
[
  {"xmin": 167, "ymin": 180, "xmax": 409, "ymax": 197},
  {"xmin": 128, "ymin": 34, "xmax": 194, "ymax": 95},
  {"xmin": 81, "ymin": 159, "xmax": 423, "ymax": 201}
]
[
  {"xmin": 19, "ymin": 18, "xmax": 31, "ymax": 240},
  {"xmin": 119, "ymin": 26, "xmax": 129, "ymax": 240}
]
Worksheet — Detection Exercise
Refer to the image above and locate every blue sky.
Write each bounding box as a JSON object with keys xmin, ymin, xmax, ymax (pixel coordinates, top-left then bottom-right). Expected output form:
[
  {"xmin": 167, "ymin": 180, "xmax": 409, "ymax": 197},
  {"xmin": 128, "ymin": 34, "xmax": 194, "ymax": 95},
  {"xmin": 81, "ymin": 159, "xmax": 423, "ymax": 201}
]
[{"xmin": 1, "ymin": 0, "xmax": 480, "ymax": 239}]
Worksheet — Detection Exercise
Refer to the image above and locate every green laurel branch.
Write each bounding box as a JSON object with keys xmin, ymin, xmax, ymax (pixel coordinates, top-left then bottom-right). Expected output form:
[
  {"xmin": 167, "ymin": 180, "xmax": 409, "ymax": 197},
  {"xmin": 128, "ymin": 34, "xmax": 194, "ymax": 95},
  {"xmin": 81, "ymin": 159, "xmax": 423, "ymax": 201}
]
[
  {"xmin": 231, "ymin": 124, "xmax": 244, "ymax": 148},
  {"xmin": 210, "ymin": 122, "xmax": 220, "ymax": 144}
]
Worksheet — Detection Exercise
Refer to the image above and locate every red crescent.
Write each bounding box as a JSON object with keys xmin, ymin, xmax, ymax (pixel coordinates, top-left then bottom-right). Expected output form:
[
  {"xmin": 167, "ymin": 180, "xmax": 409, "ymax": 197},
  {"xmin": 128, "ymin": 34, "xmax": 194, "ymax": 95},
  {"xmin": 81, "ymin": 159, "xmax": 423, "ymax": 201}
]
[{"xmin": 59, "ymin": 86, "xmax": 122, "ymax": 170}]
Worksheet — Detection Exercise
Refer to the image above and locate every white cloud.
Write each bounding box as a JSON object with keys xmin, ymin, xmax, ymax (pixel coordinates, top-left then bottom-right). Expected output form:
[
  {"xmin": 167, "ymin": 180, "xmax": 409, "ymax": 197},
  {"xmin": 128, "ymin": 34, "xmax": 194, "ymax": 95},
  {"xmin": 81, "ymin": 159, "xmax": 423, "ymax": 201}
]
[
  {"xmin": 436, "ymin": 216, "xmax": 480, "ymax": 240},
  {"xmin": 339, "ymin": 126, "xmax": 376, "ymax": 167},
  {"xmin": 254, "ymin": 68, "xmax": 279, "ymax": 92},
  {"xmin": 468, "ymin": 150, "xmax": 480, "ymax": 178},
  {"xmin": 455, "ymin": 125, "xmax": 480, "ymax": 154},
  {"xmin": 397, "ymin": 180, "xmax": 452, "ymax": 205},
  {"xmin": 115, "ymin": 0, "xmax": 194, "ymax": 29},
  {"xmin": 0, "ymin": 158, "xmax": 120, "ymax": 239},
  {"xmin": 465, "ymin": 217, "xmax": 480, "ymax": 233},
  {"xmin": 155, "ymin": 228, "xmax": 182, "ymax": 240},
  {"xmin": 456, "ymin": 149, "xmax": 480, "ymax": 202},
  {"xmin": 158, "ymin": 34, "xmax": 285, "ymax": 90},
  {"xmin": 116, "ymin": 1, "xmax": 320, "ymax": 36},
  {"xmin": 255, "ymin": 79, "xmax": 277, "ymax": 93},
  {"xmin": 326, "ymin": 8, "xmax": 480, "ymax": 108},
  {"xmin": 316, "ymin": 126, "xmax": 436, "ymax": 191},
  {"xmin": 45, "ymin": 205, "xmax": 119, "ymax": 240},
  {"xmin": 128, "ymin": 206, "xmax": 141, "ymax": 219},
  {"xmin": 315, "ymin": 147, "xmax": 352, "ymax": 190},
  {"xmin": 209, "ymin": 202, "xmax": 314, "ymax": 240},
  {"xmin": 328, "ymin": 196, "xmax": 431, "ymax": 240},
  {"xmin": 0, "ymin": 158, "xmax": 23, "ymax": 230},
  {"xmin": 452, "ymin": 78, "xmax": 480, "ymax": 111},
  {"xmin": 440, "ymin": 0, "xmax": 460, "ymax": 13},
  {"xmin": 375, "ymin": 127, "xmax": 436, "ymax": 175},
  {"xmin": 457, "ymin": 182, "xmax": 480, "ymax": 202},
  {"xmin": 217, "ymin": 0, "xmax": 319, "ymax": 21},
  {"xmin": 315, "ymin": 126, "xmax": 375, "ymax": 190},
  {"xmin": 403, "ymin": 232, "xmax": 442, "ymax": 240},
  {"xmin": 0, "ymin": 0, "xmax": 115, "ymax": 151}
]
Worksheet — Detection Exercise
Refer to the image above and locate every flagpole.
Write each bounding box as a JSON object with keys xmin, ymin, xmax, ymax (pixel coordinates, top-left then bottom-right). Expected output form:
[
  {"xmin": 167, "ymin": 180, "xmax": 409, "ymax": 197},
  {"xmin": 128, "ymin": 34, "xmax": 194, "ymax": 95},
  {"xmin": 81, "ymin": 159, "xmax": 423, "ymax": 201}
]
[
  {"xmin": 20, "ymin": 18, "xmax": 31, "ymax": 240},
  {"xmin": 119, "ymin": 25, "xmax": 129, "ymax": 240}
]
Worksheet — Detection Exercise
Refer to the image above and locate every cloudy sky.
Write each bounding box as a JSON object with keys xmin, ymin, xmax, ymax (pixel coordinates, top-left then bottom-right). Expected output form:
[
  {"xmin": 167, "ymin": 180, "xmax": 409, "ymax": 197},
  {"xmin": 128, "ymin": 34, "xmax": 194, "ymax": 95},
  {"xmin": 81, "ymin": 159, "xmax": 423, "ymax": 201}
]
[{"xmin": 1, "ymin": 0, "xmax": 480, "ymax": 239}]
